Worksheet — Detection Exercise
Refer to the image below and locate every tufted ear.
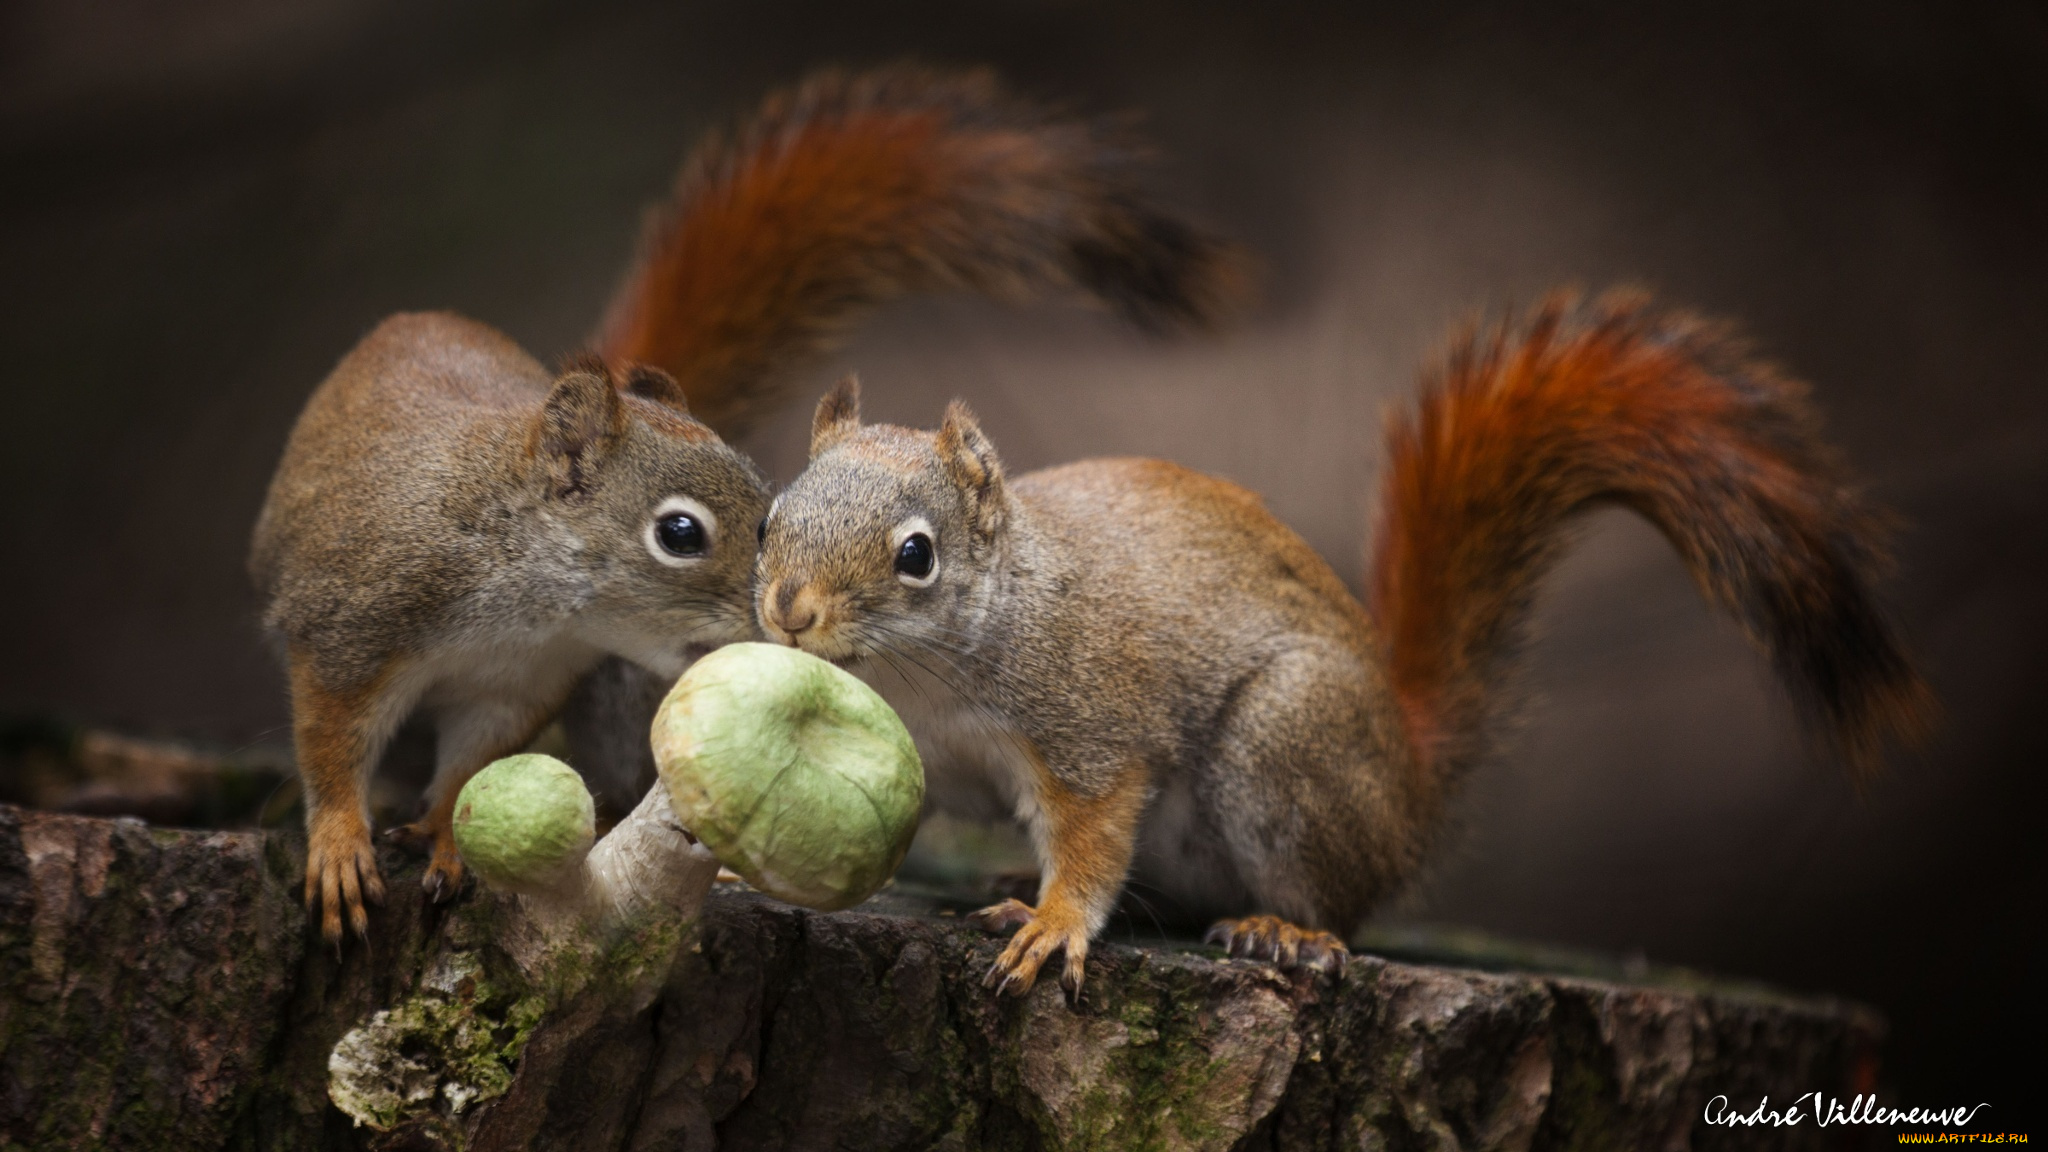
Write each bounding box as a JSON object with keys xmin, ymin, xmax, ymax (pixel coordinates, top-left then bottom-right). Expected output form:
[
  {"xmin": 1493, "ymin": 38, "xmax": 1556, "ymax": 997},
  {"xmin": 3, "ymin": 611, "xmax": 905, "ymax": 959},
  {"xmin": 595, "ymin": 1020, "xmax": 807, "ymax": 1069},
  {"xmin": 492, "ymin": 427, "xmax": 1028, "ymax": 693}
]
[
  {"xmin": 936, "ymin": 400, "xmax": 1006, "ymax": 537},
  {"xmin": 537, "ymin": 369, "xmax": 626, "ymax": 500},
  {"xmin": 621, "ymin": 363, "xmax": 689, "ymax": 412},
  {"xmin": 810, "ymin": 374, "xmax": 863, "ymax": 458}
]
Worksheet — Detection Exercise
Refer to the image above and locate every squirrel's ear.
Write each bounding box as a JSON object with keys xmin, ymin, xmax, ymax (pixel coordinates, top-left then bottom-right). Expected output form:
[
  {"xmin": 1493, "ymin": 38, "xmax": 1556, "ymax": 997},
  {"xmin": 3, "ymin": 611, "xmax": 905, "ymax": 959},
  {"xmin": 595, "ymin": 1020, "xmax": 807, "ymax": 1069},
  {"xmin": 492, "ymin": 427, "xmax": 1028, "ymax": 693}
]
[
  {"xmin": 622, "ymin": 364, "xmax": 689, "ymax": 412},
  {"xmin": 810, "ymin": 375, "xmax": 863, "ymax": 458},
  {"xmin": 537, "ymin": 370, "xmax": 626, "ymax": 500},
  {"xmin": 937, "ymin": 400, "xmax": 1006, "ymax": 537}
]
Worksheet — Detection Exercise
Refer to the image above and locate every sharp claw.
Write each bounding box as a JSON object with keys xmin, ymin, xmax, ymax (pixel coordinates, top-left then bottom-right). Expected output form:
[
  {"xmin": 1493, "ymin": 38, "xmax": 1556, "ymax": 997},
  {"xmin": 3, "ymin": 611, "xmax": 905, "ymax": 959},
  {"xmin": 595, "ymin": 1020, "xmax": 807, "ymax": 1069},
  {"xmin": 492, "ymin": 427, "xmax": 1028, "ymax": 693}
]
[{"xmin": 1061, "ymin": 965, "xmax": 1086, "ymax": 1003}]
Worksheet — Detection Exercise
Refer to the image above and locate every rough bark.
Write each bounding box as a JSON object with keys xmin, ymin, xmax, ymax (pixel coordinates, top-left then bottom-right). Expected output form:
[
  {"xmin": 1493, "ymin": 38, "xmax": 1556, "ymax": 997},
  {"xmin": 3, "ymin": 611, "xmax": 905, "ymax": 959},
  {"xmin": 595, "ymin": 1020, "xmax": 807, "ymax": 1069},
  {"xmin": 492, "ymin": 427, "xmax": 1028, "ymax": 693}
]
[{"xmin": 0, "ymin": 804, "xmax": 1883, "ymax": 1152}]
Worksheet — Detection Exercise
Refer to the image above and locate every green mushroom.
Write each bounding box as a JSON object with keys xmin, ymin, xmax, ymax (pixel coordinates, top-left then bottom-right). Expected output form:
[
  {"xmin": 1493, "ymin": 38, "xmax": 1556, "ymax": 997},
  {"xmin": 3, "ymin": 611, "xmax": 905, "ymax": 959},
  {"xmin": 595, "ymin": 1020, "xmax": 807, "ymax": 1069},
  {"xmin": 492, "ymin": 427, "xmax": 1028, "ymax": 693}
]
[
  {"xmin": 452, "ymin": 753, "xmax": 597, "ymax": 897},
  {"xmin": 652, "ymin": 642, "xmax": 925, "ymax": 911}
]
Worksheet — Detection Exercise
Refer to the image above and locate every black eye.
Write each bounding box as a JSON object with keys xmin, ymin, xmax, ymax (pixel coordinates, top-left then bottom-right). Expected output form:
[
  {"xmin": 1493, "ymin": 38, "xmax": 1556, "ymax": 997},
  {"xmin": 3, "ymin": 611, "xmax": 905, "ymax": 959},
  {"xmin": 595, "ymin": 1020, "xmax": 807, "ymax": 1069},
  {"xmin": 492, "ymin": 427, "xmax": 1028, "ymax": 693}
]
[
  {"xmin": 894, "ymin": 533, "xmax": 934, "ymax": 580},
  {"xmin": 655, "ymin": 512, "xmax": 706, "ymax": 557},
  {"xmin": 756, "ymin": 517, "xmax": 767, "ymax": 545}
]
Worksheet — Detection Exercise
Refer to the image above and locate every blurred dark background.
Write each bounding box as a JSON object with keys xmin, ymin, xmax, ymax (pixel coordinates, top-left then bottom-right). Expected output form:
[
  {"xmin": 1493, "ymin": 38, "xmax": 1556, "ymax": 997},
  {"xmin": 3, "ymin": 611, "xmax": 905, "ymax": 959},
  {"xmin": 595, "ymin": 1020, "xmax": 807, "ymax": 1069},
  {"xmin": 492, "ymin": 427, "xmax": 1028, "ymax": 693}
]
[{"xmin": 2, "ymin": 0, "xmax": 2042, "ymax": 1119}]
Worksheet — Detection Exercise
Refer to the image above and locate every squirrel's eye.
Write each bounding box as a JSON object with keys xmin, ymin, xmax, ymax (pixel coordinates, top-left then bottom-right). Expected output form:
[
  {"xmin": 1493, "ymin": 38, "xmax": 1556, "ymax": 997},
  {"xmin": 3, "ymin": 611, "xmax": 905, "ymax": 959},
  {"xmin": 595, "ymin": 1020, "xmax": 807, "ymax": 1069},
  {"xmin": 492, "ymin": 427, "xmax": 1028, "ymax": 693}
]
[
  {"xmin": 655, "ymin": 513, "xmax": 706, "ymax": 557},
  {"xmin": 894, "ymin": 532, "xmax": 935, "ymax": 584},
  {"xmin": 756, "ymin": 517, "xmax": 767, "ymax": 546},
  {"xmin": 645, "ymin": 497, "xmax": 717, "ymax": 567}
]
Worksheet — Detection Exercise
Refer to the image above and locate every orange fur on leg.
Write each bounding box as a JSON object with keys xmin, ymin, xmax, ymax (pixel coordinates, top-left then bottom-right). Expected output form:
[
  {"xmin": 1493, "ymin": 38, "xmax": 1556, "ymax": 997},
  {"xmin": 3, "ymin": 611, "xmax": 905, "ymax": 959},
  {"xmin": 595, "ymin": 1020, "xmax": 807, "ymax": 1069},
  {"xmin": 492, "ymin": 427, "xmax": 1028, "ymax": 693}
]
[
  {"xmin": 290, "ymin": 652, "xmax": 394, "ymax": 945},
  {"xmin": 973, "ymin": 755, "xmax": 1150, "ymax": 1001}
]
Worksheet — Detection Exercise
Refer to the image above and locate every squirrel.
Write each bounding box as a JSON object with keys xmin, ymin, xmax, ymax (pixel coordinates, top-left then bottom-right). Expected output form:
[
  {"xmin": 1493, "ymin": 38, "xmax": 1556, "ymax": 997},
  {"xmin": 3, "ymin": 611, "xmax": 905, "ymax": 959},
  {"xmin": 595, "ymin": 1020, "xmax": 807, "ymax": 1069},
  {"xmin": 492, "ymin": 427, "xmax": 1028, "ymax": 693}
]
[
  {"xmin": 754, "ymin": 291, "xmax": 1935, "ymax": 998},
  {"xmin": 249, "ymin": 65, "xmax": 1243, "ymax": 944}
]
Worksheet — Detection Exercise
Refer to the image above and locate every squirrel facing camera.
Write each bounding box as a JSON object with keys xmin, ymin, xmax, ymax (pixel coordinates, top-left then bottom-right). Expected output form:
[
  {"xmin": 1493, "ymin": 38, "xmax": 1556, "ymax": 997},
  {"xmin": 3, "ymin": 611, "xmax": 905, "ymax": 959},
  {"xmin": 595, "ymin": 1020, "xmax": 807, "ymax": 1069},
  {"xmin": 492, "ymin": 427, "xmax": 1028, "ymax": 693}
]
[
  {"xmin": 757, "ymin": 293, "xmax": 1934, "ymax": 1000},
  {"xmin": 251, "ymin": 65, "xmax": 1247, "ymax": 946}
]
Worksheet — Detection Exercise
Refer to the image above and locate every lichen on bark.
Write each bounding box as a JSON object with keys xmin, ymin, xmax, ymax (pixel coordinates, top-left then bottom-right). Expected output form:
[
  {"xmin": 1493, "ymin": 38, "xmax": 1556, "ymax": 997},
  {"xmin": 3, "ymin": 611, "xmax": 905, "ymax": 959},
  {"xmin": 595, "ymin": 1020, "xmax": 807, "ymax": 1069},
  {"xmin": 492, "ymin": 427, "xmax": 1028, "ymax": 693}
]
[
  {"xmin": 326, "ymin": 951, "xmax": 547, "ymax": 1133},
  {"xmin": 319, "ymin": 775, "xmax": 719, "ymax": 1141}
]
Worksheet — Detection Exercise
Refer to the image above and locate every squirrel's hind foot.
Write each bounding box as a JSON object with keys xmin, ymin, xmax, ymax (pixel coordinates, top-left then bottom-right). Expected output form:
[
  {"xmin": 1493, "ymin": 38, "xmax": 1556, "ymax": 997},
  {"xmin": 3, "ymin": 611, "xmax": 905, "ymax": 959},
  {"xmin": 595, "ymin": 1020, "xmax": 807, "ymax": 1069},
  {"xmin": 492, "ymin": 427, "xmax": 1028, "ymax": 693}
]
[
  {"xmin": 384, "ymin": 818, "xmax": 468, "ymax": 903},
  {"xmin": 423, "ymin": 829, "xmax": 466, "ymax": 904},
  {"xmin": 380, "ymin": 820, "xmax": 433, "ymax": 851},
  {"xmin": 966, "ymin": 896, "xmax": 1035, "ymax": 934},
  {"xmin": 1205, "ymin": 915, "xmax": 1346, "ymax": 974}
]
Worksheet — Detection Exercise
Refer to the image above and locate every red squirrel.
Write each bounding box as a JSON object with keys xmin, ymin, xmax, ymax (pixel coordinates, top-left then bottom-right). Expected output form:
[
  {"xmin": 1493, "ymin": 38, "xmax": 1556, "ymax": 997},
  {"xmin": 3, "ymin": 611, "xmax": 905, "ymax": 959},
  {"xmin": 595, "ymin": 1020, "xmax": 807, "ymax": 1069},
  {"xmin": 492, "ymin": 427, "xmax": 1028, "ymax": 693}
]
[
  {"xmin": 249, "ymin": 66, "xmax": 1243, "ymax": 943},
  {"xmin": 754, "ymin": 293, "xmax": 1934, "ymax": 997}
]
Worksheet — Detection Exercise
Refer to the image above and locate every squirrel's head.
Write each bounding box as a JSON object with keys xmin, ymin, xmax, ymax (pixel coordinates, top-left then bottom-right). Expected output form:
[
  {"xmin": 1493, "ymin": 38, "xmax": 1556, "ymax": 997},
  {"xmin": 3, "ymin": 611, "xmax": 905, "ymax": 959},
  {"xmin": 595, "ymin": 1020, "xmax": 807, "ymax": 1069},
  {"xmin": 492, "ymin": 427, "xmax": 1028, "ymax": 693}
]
[
  {"xmin": 757, "ymin": 376, "xmax": 1007, "ymax": 665},
  {"xmin": 531, "ymin": 358, "xmax": 770, "ymax": 672}
]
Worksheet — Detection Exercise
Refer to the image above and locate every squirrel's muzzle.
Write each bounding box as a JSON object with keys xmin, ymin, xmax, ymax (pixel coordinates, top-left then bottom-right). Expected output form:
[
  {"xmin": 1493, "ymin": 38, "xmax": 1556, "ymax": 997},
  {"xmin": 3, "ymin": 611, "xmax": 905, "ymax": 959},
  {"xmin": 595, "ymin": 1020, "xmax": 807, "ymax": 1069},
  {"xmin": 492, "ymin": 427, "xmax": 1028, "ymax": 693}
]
[{"xmin": 760, "ymin": 578, "xmax": 845, "ymax": 656}]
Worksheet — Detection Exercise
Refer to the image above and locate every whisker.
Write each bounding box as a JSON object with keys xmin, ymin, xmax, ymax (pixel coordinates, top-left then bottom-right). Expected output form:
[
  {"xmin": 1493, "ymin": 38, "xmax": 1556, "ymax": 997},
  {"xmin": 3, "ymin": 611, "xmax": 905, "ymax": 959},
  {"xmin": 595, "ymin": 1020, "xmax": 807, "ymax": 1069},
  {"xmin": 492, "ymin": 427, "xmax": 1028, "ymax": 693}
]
[
  {"xmin": 858, "ymin": 612, "xmax": 980, "ymax": 657},
  {"xmin": 878, "ymin": 640, "xmax": 977, "ymax": 709},
  {"xmin": 875, "ymin": 648, "xmax": 943, "ymax": 715},
  {"xmin": 1116, "ymin": 878, "xmax": 1174, "ymax": 943},
  {"xmin": 870, "ymin": 630, "xmax": 991, "ymax": 717}
]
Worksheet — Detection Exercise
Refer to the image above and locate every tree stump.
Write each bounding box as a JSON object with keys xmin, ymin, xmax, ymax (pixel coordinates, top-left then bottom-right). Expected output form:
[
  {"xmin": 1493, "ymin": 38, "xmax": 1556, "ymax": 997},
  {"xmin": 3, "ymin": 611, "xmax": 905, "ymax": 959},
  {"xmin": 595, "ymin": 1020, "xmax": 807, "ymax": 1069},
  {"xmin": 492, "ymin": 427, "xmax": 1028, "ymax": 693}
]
[{"xmin": 0, "ymin": 804, "xmax": 1882, "ymax": 1151}]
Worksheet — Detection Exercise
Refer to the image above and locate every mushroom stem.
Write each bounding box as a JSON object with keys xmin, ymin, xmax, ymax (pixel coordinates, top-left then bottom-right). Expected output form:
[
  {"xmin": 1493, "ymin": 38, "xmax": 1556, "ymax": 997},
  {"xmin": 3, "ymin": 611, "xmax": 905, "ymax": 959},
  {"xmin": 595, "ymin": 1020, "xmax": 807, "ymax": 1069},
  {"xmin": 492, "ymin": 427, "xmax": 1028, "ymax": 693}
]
[{"xmin": 581, "ymin": 781, "xmax": 721, "ymax": 927}]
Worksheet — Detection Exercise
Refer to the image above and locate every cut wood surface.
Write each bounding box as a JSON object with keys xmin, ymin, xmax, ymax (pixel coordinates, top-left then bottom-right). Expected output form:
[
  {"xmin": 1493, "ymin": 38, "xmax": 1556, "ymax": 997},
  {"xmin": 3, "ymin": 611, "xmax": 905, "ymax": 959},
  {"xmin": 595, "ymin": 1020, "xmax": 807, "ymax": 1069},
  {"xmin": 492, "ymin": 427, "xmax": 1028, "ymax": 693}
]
[{"xmin": 0, "ymin": 805, "xmax": 1882, "ymax": 1151}]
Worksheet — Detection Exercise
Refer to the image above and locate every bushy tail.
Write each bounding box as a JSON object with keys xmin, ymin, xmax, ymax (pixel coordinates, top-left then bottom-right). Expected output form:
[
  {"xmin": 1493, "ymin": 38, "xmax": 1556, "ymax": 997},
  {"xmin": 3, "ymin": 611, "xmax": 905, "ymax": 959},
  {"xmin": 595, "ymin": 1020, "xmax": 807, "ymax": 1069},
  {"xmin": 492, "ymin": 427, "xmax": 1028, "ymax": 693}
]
[
  {"xmin": 1368, "ymin": 292, "xmax": 1932, "ymax": 797},
  {"xmin": 595, "ymin": 65, "xmax": 1246, "ymax": 438}
]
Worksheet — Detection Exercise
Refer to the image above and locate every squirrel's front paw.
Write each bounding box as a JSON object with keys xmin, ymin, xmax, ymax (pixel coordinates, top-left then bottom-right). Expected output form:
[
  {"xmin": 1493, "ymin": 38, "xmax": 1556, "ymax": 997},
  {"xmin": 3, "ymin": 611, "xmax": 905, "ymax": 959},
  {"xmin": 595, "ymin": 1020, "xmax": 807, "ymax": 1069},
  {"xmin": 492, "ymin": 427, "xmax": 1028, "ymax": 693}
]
[
  {"xmin": 973, "ymin": 898, "xmax": 1089, "ymax": 1001},
  {"xmin": 1205, "ymin": 915, "xmax": 1346, "ymax": 974},
  {"xmin": 306, "ymin": 814, "xmax": 386, "ymax": 945}
]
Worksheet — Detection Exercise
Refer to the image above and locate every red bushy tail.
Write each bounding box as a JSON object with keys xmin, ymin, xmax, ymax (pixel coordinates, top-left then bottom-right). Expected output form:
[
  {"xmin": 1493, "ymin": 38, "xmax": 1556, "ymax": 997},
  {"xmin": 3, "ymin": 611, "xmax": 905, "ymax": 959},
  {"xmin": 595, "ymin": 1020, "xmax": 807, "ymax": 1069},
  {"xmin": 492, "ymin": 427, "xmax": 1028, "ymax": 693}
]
[
  {"xmin": 595, "ymin": 65, "xmax": 1246, "ymax": 438},
  {"xmin": 1369, "ymin": 291, "xmax": 1932, "ymax": 795}
]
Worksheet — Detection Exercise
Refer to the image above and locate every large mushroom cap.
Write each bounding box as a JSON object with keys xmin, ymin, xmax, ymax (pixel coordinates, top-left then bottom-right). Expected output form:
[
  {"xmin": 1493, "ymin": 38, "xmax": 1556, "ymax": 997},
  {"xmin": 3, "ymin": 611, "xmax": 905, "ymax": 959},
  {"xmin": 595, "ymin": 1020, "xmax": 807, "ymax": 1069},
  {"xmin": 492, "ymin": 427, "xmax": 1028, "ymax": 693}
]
[{"xmin": 652, "ymin": 643, "xmax": 924, "ymax": 911}]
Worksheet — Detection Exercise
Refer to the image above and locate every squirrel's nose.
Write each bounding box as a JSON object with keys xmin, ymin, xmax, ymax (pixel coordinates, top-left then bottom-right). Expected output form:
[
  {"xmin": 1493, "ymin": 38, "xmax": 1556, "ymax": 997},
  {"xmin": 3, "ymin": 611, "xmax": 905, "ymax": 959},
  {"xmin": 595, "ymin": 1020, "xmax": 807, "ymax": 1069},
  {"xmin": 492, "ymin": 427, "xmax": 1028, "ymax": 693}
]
[{"xmin": 764, "ymin": 579, "xmax": 818, "ymax": 638}]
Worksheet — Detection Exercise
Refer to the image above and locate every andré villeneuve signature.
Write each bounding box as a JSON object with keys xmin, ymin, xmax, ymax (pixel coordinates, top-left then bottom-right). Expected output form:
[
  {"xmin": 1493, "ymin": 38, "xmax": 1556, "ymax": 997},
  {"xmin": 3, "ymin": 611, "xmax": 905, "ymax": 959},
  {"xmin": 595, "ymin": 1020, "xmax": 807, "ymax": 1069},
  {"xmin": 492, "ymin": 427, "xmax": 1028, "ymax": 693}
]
[{"xmin": 1705, "ymin": 1093, "xmax": 1992, "ymax": 1129}]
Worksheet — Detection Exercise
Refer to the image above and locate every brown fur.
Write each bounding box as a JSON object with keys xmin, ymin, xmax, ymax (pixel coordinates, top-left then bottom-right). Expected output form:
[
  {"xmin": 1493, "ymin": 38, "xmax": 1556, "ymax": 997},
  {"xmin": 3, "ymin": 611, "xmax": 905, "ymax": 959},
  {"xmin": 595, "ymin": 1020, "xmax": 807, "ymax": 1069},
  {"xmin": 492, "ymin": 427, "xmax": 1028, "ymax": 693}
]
[
  {"xmin": 256, "ymin": 68, "xmax": 1244, "ymax": 945},
  {"xmin": 758, "ymin": 295, "xmax": 1932, "ymax": 996},
  {"xmin": 254, "ymin": 315, "xmax": 770, "ymax": 941},
  {"xmin": 596, "ymin": 65, "xmax": 1246, "ymax": 438}
]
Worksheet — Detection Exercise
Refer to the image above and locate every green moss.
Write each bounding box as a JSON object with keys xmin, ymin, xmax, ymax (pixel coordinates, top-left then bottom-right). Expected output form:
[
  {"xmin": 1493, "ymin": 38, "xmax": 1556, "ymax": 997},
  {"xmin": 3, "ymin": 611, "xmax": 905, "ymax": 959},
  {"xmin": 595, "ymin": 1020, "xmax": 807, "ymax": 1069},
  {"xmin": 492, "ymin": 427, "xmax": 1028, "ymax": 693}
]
[
  {"xmin": 326, "ymin": 950, "xmax": 548, "ymax": 1137},
  {"xmin": 992, "ymin": 967, "xmax": 1297, "ymax": 1152}
]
